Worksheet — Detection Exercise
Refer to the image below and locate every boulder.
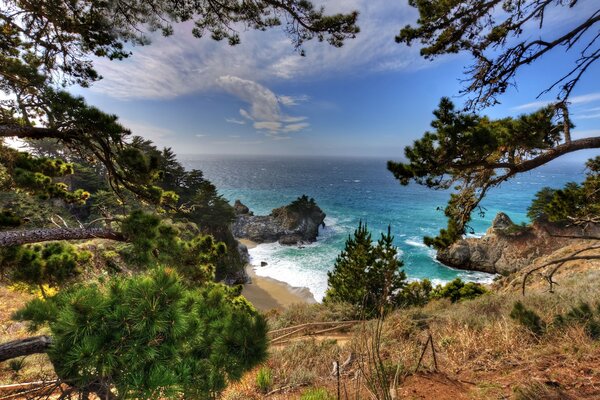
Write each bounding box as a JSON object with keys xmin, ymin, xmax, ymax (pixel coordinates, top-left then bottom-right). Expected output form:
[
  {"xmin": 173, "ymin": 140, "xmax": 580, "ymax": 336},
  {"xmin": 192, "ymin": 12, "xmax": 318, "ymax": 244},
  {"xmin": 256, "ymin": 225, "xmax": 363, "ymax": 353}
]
[{"xmin": 234, "ymin": 199, "xmax": 252, "ymax": 215}]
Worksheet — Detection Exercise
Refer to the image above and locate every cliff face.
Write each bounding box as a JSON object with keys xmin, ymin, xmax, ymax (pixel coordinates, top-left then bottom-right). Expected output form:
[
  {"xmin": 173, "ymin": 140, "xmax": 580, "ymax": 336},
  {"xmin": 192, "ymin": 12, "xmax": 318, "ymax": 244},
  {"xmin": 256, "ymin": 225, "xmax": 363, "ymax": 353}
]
[
  {"xmin": 231, "ymin": 199, "xmax": 326, "ymax": 245},
  {"xmin": 437, "ymin": 213, "xmax": 600, "ymax": 275}
]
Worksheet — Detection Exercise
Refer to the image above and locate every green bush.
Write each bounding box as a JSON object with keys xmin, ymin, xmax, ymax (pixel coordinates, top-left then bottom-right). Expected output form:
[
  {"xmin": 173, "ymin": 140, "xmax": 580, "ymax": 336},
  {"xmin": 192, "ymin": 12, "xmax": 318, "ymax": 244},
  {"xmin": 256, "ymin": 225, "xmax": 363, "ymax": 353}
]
[{"xmin": 431, "ymin": 278, "xmax": 487, "ymax": 303}]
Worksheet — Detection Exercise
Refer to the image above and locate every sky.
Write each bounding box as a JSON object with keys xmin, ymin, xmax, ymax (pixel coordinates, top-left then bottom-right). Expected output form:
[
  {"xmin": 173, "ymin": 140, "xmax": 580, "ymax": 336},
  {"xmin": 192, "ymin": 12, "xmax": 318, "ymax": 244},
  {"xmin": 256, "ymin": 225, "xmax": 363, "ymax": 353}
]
[{"xmin": 74, "ymin": 0, "xmax": 600, "ymax": 158}]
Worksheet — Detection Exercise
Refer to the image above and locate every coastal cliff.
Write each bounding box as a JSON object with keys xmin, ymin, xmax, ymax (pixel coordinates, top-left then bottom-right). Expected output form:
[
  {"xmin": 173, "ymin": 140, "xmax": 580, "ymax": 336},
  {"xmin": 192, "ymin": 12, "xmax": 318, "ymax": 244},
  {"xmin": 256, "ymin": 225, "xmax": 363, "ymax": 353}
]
[
  {"xmin": 232, "ymin": 196, "xmax": 326, "ymax": 245},
  {"xmin": 437, "ymin": 212, "xmax": 599, "ymax": 275}
]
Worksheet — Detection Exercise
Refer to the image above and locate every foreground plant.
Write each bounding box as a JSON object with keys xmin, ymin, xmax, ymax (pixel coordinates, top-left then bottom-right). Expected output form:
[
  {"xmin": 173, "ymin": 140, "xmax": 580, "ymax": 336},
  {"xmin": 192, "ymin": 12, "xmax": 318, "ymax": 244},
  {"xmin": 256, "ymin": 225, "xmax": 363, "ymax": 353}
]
[{"xmin": 9, "ymin": 268, "xmax": 268, "ymax": 399}]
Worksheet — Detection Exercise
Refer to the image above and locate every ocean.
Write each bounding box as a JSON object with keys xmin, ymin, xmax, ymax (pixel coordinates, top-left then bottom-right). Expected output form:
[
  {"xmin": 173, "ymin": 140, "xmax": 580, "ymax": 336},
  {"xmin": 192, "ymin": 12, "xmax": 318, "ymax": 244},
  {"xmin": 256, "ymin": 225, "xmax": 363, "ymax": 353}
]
[{"xmin": 183, "ymin": 155, "xmax": 588, "ymax": 301}]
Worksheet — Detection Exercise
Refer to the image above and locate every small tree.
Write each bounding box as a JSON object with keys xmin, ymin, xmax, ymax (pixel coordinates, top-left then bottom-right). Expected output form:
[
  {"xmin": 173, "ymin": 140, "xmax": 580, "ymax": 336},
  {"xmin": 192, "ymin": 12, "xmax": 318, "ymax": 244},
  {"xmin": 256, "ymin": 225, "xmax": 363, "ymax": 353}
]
[
  {"xmin": 324, "ymin": 223, "xmax": 406, "ymax": 316},
  {"xmin": 14, "ymin": 268, "xmax": 268, "ymax": 399}
]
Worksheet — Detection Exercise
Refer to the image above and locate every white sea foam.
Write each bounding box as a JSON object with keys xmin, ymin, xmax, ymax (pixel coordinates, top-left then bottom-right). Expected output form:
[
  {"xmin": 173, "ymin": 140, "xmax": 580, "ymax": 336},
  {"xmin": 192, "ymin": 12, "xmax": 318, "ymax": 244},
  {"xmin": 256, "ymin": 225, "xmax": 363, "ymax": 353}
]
[
  {"xmin": 249, "ymin": 243, "xmax": 330, "ymax": 301},
  {"xmin": 405, "ymin": 238, "xmax": 427, "ymax": 248}
]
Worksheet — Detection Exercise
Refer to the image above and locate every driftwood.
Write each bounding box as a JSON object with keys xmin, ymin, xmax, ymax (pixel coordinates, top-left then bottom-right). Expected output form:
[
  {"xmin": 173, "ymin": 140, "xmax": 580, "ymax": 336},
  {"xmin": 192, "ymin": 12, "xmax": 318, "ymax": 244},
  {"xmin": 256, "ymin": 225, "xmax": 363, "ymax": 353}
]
[{"xmin": 0, "ymin": 335, "xmax": 52, "ymax": 363}]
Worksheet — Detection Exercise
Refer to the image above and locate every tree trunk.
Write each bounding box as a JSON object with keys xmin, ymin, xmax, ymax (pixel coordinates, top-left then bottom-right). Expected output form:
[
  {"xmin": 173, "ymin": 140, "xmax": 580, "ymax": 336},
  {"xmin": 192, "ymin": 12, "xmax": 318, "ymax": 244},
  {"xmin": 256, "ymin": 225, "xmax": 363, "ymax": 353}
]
[
  {"xmin": 0, "ymin": 227, "xmax": 125, "ymax": 247},
  {"xmin": 0, "ymin": 335, "xmax": 52, "ymax": 362}
]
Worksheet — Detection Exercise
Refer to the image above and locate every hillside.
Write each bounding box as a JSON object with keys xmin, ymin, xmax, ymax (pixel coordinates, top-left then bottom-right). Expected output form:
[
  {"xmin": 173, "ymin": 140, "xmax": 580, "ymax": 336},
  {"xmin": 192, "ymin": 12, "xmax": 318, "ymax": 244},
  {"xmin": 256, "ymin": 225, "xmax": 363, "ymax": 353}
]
[{"xmin": 221, "ymin": 241, "xmax": 600, "ymax": 399}]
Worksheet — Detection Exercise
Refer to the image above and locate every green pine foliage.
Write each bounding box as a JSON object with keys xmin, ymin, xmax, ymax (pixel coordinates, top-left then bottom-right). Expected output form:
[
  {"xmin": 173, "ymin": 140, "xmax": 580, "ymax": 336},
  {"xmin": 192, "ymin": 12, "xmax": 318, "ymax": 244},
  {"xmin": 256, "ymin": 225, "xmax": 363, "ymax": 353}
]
[
  {"xmin": 2, "ymin": 243, "xmax": 91, "ymax": 296},
  {"xmin": 324, "ymin": 223, "xmax": 407, "ymax": 316},
  {"xmin": 119, "ymin": 211, "xmax": 226, "ymax": 283},
  {"xmin": 0, "ymin": 146, "xmax": 90, "ymax": 204},
  {"xmin": 396, "ymin": 279, "xmax": 434, "ymax": 308},
  {"xmin": 288, "ymin": 195, "xmax": 319, "ymax": 215},
  {"xmin": 527, "ymin": 157, "xmax": 600, "ymax": 223},
  {"xmin": 14, "ymin": 268, "xmax": 268, "ymax": 399}
]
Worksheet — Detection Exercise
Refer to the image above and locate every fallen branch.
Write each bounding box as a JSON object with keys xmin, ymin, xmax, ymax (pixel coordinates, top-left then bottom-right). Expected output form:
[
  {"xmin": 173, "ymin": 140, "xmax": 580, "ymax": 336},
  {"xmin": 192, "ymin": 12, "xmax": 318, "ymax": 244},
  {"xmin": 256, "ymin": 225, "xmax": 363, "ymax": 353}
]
[
  {"xmin": 0, "ymin": 335, "xmax": 52, "ymax": 363},
  {"xmin": 0, "ymin": 227, "xmax": 125, "ymax": 247}
]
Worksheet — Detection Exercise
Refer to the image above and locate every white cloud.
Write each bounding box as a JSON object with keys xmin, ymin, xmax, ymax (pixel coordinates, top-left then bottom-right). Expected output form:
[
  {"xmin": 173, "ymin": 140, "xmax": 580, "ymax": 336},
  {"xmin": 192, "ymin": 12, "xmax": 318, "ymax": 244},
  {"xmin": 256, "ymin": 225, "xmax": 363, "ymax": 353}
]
[
  {"xmin": 195, "ymin": 134, "xmax": 208, "ymax": 137},
  {"xmin": 513, "ymin": 92, "xmax": 600, "ymax": 111},
  {"xmin": 225, "ymin": 118, "xmax": 246, "ymax": 125},
  {"xmin": 577, "ymin": 113, "xmax": 600, "ymax": 120},
  {"xmin": 570, "ymin": 93, "xmax": 600, "ymax": 105},
  {"xmin": 282, "ymin": 123, "xmax": 310, "ymax": 133},
  {"xmin": 278, "ymin": 95, "xmax": 309, "ymax": 106},
  {"xmin": 217, "ymin": 75, "xmax": 310, "ymax": 136},
  {"xmin": 89, "ymin": 1, "xmax": 424, "ymax": 100}
]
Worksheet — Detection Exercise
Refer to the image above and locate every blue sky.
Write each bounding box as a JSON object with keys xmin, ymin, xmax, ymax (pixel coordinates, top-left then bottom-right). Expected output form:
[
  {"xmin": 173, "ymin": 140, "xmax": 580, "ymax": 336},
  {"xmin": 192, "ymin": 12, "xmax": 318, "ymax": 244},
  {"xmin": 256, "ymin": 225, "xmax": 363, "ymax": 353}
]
[{"xmin": 76, "ymin": 0, "xmax": 600, "ymax": 158}]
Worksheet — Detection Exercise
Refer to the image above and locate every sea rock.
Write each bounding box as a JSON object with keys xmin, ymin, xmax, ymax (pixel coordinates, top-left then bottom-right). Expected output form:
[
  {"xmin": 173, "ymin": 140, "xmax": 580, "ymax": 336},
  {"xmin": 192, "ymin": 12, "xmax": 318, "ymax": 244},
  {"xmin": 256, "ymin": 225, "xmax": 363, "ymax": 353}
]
[
  {"xmin": 437, "ymin": 213, "xmax": 600, "ymax": 275},
  {"xmin": 261, "ymin": 261, "xmax": 268, "ymax": 267},
  {"xmin": 232, "ymin": 196, "xmax": 326, "ymax": 245},
  {"xmin": 234, "ymin": 199, "xmax": 252, "ymax": 215}
]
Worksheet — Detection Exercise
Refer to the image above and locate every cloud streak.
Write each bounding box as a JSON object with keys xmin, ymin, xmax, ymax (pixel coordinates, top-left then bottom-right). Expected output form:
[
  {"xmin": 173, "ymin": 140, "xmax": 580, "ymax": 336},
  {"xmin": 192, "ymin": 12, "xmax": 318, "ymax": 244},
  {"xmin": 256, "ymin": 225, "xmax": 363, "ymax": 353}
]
[{"xmin": 513, "ymin": 92, "xmax": 600, "ymax": 111}]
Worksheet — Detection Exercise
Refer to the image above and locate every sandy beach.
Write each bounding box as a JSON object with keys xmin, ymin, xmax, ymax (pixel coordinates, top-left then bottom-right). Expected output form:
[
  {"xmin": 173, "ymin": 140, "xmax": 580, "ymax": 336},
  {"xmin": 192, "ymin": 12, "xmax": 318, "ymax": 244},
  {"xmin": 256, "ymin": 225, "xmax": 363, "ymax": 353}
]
[{"xmin": 239, "ymin": 239, "xmax": 316, "ymax": 311}]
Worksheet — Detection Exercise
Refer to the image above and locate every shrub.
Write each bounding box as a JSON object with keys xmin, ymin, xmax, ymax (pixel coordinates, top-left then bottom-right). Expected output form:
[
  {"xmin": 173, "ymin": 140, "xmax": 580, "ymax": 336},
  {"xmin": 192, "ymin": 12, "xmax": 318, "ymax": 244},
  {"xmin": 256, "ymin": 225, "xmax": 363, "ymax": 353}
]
[
  {"xmin": 431, "ymin": 278, "xmax": 487, "ymax": 303},
  {"xmin": 510, "ymin": 301, "xmax": 546, "ymax": 336}
]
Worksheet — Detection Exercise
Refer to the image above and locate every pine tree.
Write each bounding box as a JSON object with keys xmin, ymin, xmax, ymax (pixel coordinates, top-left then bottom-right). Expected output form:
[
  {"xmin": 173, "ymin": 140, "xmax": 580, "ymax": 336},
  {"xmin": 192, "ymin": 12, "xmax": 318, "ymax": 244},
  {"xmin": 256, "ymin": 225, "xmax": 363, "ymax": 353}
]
[
  {"xmin": 324, "ymin": 223, "xmax": 406, "ymax": 316},
  {"xmin": 14, "ymin": 268, "xmax": 268, "ymax": 399}
]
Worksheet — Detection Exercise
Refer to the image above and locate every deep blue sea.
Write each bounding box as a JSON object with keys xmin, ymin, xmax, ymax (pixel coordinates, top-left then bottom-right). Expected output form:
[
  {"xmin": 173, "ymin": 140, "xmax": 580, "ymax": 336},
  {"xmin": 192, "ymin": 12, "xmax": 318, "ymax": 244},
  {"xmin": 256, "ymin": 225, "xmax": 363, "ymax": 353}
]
[{"xmin": 183, "ymin": 155, "xmax": 589, "ymax": 301}]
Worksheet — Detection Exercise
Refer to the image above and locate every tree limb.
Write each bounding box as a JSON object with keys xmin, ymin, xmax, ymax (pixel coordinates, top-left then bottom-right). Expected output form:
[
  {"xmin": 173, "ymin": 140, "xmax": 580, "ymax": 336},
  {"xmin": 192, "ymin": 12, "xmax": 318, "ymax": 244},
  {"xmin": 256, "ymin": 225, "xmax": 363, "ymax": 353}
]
[
  {"xmin": 0, "ymin": 335, "xmax": 52, "ymax": 362},
  {"xmin": 0, "ymin": 227, "xmax": 125, "ymax": 247}
]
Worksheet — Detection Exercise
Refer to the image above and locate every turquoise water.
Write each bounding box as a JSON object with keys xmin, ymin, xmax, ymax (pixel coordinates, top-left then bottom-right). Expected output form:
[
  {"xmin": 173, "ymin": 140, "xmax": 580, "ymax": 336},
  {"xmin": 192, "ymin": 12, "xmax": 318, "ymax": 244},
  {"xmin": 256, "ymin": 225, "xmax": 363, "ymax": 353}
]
[{"xmin": 183, "ymin": 155, "xmax": 588, "ymax": 301}]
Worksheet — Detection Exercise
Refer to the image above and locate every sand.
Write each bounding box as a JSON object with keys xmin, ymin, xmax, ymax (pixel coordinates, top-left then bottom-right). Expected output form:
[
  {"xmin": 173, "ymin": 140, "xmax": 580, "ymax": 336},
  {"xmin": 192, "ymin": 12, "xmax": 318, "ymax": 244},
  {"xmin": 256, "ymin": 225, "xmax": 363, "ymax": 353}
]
[{"xmin": 239, "ymin": 239, "xmax": 316, "ymax": 311}]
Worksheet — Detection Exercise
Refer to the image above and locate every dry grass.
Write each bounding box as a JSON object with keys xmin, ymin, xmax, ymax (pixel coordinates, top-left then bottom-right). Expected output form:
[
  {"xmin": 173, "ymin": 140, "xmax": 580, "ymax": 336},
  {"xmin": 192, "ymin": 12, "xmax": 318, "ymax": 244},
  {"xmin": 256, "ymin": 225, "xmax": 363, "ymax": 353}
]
[
  {"xmin": 0, "ymin": 285, "xmax": 55, "ymax": 385},
  {"xmin": 252, "ymin": 252, "xmax": 600, "ymax": 399}
]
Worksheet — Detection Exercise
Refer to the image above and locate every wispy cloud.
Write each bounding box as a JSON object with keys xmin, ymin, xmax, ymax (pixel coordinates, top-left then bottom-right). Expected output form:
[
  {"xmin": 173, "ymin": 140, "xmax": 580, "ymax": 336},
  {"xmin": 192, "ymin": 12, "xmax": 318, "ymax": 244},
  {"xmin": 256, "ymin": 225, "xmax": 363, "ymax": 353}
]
[
  {"xmin": 278, "ymin": 95, "xmax": 309, "ymax": 106},
  {"xmin": 216, "ymin": 75, "xmax": 310, "ymax": 137},
  {"xmin": 577, "ymin": 113, "xmax": 600, "ymax": 120},
  {"xmin": 225, "ymin": 118, "xmax": 246, "ymax": 125},
  {"xmin": 513, "ymin": 92, "xmax": 600, "ymax": 111},
  {"xmin": 89, "ymin": 0, "xmax": 423, "ymax": 100}
]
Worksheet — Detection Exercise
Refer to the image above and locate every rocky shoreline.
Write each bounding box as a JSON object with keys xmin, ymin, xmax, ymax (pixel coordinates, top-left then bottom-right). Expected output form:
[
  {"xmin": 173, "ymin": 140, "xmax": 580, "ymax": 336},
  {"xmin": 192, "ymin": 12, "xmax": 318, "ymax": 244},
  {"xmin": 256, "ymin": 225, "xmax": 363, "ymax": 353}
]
[
  {"xmin": 231, "ymin": 196, "xmax": 326, "ymax": 245},
  {"xmin": 437, "ymin": 212, "xmax": 599, "ymax": 275}
]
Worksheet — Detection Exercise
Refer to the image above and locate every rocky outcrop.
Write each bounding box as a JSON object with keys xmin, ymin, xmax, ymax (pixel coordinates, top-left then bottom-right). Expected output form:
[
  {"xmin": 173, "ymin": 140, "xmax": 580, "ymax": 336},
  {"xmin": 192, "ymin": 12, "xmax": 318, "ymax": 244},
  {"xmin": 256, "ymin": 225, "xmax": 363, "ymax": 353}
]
[
  {"xmin": 437, "ymin": 212, "xmax": 599, "ymax": 275},
  {"xmin": 232, "ymin": 197, "xmax": 326, "ymax": 245},
  {"xmin": 234, "ymin": 200, "xmax": 252, "ymax": 215}
]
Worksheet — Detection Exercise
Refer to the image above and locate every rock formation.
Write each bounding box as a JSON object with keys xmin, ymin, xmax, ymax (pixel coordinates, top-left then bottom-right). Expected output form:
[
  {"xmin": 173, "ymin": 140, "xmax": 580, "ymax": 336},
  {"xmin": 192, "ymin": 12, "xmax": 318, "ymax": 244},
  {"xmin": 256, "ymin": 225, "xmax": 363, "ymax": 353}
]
[
  {"xmin": 437, "ymin": 212, "xmax": 599, "ymax": 275},
  {"xmin": 232, "ymin": 196, "xmax": 326, "ymax": 245}
]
